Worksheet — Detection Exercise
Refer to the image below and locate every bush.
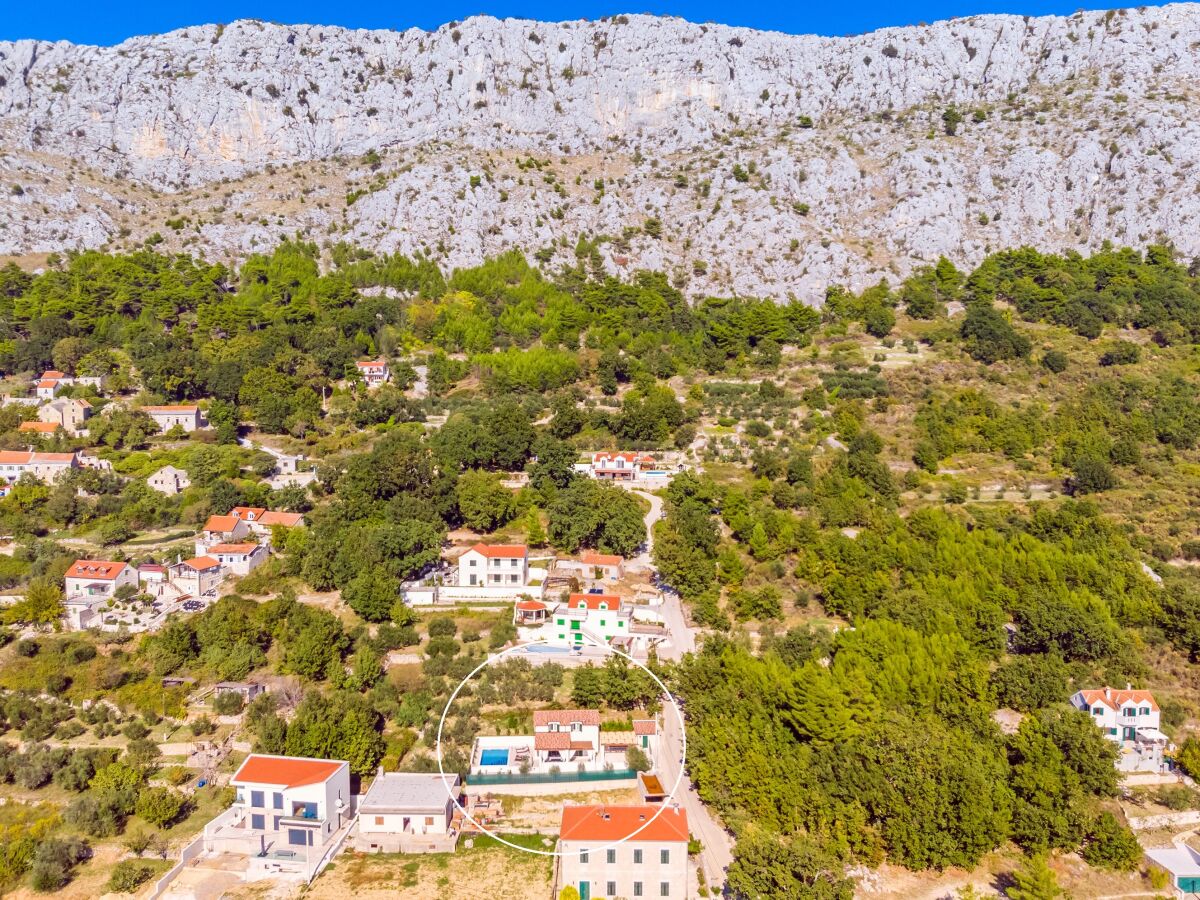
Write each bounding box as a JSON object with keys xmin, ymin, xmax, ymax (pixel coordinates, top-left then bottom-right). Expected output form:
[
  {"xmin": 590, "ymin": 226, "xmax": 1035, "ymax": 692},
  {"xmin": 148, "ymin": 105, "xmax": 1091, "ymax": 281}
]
[
  {"xmin": 1099, "ymin": 341, "xmax": 1141, "ymax": 366},
  {"xmin": 29, "ymin": 836, "xmax": 90, "ymax": 891},
  {"xmin": 106, "ymin": 859, "xmax": 155, "ymax": 894},
  {"xmin": 15, "ymin": 639, "xmax": 39, "ymax": 657},
  {"xmin": 212, "ymin": 692, "xmax": 245, "ymax": 716},
  {"xmin": 134, "ymin": 787, "xmax": 186, "ymax": 828},
  {"xmin": 427, "ymin": 616, "xmax": 457, "ymax": 638},
  {"xmin": 1069, "ymin": 457, "xmax": 1116, "ymax": 495},
  {"xmin": 1081, "ymin": 812, "xmax": 1141, "ymax": 870},
  {"xmin": 1041, "ymin": 349, "xmax": 1069, "ymax": 373}
]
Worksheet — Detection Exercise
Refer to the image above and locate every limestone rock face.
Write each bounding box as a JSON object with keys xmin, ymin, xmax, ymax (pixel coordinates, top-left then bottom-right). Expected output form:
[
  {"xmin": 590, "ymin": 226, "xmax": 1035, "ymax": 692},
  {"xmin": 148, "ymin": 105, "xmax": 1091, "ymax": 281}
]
[{"xmin": 1, "ymin": 7, "xmax": 1199, "ymax": 299}]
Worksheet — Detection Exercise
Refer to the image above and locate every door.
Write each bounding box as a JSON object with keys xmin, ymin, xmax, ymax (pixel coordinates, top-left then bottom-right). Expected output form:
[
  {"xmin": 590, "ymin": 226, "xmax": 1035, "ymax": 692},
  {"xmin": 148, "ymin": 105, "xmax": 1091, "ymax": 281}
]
[
  {"xmin": 1123, "ymin": 726, "xmax": 1136, "ymax": 740},
  {"xmin": 579, "ymin": 883, "xmax": 590, "ymax": 900}
]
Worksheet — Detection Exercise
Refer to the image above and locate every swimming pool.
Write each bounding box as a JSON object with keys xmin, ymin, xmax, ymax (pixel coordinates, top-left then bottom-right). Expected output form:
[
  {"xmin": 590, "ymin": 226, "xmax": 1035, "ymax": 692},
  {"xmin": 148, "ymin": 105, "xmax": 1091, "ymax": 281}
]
[{"xmin": 479, "ymin": 749, "xmax": 510, "ymax": 766}]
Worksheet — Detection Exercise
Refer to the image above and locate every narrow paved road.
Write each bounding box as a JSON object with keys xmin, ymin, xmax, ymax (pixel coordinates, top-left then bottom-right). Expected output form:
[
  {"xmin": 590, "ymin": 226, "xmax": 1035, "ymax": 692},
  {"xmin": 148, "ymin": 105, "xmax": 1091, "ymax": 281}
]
[{"xmin": 660, "ymin": 700, "xmax": 735, "ymax": 892}]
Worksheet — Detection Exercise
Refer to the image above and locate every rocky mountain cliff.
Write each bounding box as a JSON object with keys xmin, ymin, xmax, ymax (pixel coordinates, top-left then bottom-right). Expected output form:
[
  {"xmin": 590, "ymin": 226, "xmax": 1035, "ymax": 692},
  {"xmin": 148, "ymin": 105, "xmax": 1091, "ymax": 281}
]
[{"xmin": 1, "ymin": 6, "xmax": 1199, "ymax": 299}]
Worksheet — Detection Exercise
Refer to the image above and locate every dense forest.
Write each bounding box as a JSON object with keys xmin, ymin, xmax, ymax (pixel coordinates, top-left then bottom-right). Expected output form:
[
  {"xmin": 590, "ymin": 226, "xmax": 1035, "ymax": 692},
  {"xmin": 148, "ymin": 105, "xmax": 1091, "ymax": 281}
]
[{"xmin": 1, "ymin": 238, "xmax": 1200, "ymax": 895}]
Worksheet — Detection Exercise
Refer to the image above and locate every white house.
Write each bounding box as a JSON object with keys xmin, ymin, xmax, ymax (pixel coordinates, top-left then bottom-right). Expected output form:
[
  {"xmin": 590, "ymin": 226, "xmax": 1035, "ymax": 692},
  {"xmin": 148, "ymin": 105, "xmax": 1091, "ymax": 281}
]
[
  {"xmin": 1071, "ymin": 686, "xmax": 1168, "ymax": 772},
  {"xmin": 143, "ymin": 404, "xmax": 204, "ymax": 433},
  {"xmin": 533, "ymin": 709, "xmax": 602, "ymax": 769},
  {"xmin": 203, "ymin": 754, "xmax": 351, "ymax": 874},
  {"xmin": 64, "ymin": 559, "xmax": 137, "ymax": 601},
  {"xmin": 169, "ymin": 556, "xmax": 223, "ymax": 597},
  {"xmin": 196, "ymin": 514, "xmax": 252, "ymax": 555},
  {"xmin": 0, "ymin": 450, "xmax": 80, "ymax": 485},
  {"xmin": 147, "ymin": 465, "xmax": 191, "ymax": 495},
  {"xmin": 34, "ymin": 370, "xmax": 68, "ymax": 401},
  {"xmin": 1072, "ymin": 687, "xmax": 1162, "ymax": 742},
  {"xmin": 1146, "ymin": 845, "xmax": 1200, "ymax": 899},
  {"xmin": 558, "ymin": 805, "xmax": 689, "ymax": 900},
  {"xmin": 585, "ymin": 451, "xmax": 657, "ymax": 481},
  {"xmin": 458, "ymin": 543, "xmax": 529, "ymax": 587},
  {"xmin": 355, "ymin": 359, "xmax": 390, "ymax": 388},
  {"xmin": 208, "ymin": 543, "xmax": 269, "ymax": 576},
  {"xmin": 354, "ymin": 771, "xmax": 462, "ymax": 853}
]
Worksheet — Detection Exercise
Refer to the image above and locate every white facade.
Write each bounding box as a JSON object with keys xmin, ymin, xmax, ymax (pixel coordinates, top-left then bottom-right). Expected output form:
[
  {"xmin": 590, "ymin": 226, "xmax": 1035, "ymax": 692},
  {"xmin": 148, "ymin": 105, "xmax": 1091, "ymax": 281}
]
[
  {"xmin": 558, "ymin": 805, "xmax": 689, "ymax": 900},
  {"xmin": 208, "ymin": 543, "xmax": 268, "ymax": 576},
  {"xmin": 355, "ymin": 771, "xmax": 461, "ymax": 853},
  {"xmin": 355, "ymin": 360, "xmax": 390, "ymax": 387},
  {"xmin": 458, "ymin": 544, "xmax": 529, "ymax": 587},
  {"xmin": 0, "ymin": 450, "xmax": 80, "ymax": 484},
  {"xmin": 1071, "ymin": 687, "xmax": 1162, "ymax": 743},
  {"xmin": 143, "ymin": 405, "xmax": 204, "ymax": 433},
  {"xmin": 169, "ymin": 556, "xmax": 223, "ymax": 597},
  {"xmin": 64, "ymin": 560, "xmax": 138, "ymax": 601}
]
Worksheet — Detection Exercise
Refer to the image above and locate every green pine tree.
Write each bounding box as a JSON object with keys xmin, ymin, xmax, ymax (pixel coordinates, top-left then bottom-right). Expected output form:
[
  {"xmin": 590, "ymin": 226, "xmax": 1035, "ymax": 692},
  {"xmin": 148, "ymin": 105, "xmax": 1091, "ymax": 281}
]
[{"xmin": 1007, "ymin": 854, "xmax": 1065, "ymax": 900}]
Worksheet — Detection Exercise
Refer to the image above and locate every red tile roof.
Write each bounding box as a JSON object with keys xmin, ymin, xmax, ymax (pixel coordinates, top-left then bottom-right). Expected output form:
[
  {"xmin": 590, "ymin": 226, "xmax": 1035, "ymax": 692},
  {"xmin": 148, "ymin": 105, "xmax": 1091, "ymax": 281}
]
[
  {"xmin": 0, "ymin": 451, "xmax": 78, "ymax": 465},
  {"xmin": 516, "ymin": 600, "xmax": 547, "ymax": 612},
  {"xmin": 533, "ymin": 709, "xmax": 601, "ymax": 727},
  {"xmin": 35, "ymin": 380, "xmax": 59, "ymax": 389},
  {"xmin": 1079, "ymin": 688, "xmax": 1159, "ymax": 712},
  {"xmin": 468, "ymin": 543, "xmax": 527, "ymax": 560},
  {"xmin": 65, "ymin": 560, "xmax": 128, "ymax": 581},
  {"xmin": 230, "ymin": 506, "xmax": 267, "ymax": 521},
  {"xmin": 18, "ymin": 422, "xmax": 59, "ymax": 433},
  {"xmin": 633, "ymin": 719, "xmax": 657, "ymax": 735},
  {"xmin": 559, "ymin": 805, "xmax": 688, "ymax": 844},
  {"xmin": 143, "ymin": 405, "xmax": 200, "ymax": 413},
  {"xmin": 580, "ymin": 551, "xmax": 623, "ymax": 567},
  {"xmin": 534, "ymin": 732, "xmax": 572, "ymax": 750},
  {"xmin": 355, "ymin": 359, "xmax": 387, "ymax": 368},
  {"xmin": 568, "ymin": 593, "xmax": 621, "ymax": 611},
  {"xmin": 232, "ymin": 754, "xmax": 346, "ymax": 788},
  {"xmin": 179, "ymin": 556, "xmax": 220, "ymax": 571},
  {"xmin": 259, "ymin": 511, "xmax": 304, "ymax": 527},
  {"xmin": 40, "ymin": 371, "xmax": 65, "ymax": 380},
  {"xmin": 203, "ymin": 515, "xmax": 241, "ymax": 533}
]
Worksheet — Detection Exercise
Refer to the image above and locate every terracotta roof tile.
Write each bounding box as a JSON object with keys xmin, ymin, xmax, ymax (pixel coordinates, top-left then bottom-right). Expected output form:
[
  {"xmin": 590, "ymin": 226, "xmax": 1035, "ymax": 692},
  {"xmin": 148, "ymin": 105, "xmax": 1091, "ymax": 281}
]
[
  {"xmin": 559, "ymin": 805, "xmax": 688, "ymax": 844},
  {"xmin": 232, "ymin": 754, "xmax": 346, "ymax": 788}
]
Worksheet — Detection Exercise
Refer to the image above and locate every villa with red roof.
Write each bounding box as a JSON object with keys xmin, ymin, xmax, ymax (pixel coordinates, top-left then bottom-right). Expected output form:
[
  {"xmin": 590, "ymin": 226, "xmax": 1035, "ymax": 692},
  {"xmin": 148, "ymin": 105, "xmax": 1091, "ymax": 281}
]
[
  {"xmin": 557, "ymin": 805, "xmax": 689, "ymax": 900},
  {"xmin": 458, "ymin": 543, "xmax": 529, "ymax": 588},
  {"xmin": 588, "ymin": 451, "xmax": 657, "ymax": 481},
  {"xmin": 515, "ymin": 592, "xmax": 666, "ymax": 654},
  {"xmin": 355, "ymin": 359, "xmax": 390, "ymax": 388},
  {"xmin": 580, "ymin": 550, "xmax": 624, "ymax": 580},
  {"xmin": 201, "ymin": 754, "xmax": 351, "ymax": 879},
  {"xmin": 195, "ymin": 514, "xmax": 252, "ymax": 555},
  {"xmin": 208, "ymin": 543, "xmax": 269, "ymax": 576},
  {"xmin": 142, "ymin": 404, "xmax": 204, "ymax": 433},
  {"xmin": 1071, "ymin": 686, "xmax": 1169, "ymax": 772},
  {"xmin": 229, "ymin": 506, "xmax": 306, "ymax": 538},
  {"xmin": 0, "ymin": 449, "xmax": 81, "ymax": 484},
  {"xmin": 64, "ymin": 559, "xmax": 137, "ymax": 601}
]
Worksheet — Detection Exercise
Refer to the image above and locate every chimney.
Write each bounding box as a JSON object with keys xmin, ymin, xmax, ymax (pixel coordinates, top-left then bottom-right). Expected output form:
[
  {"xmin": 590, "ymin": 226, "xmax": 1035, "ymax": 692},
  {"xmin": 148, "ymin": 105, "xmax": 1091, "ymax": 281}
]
[
  {"xmin": 1104, "ymin": 687, "xmax": 1111, "ymax": 700},
  {"xmin": 1126, "ymin": 682, "xmax": 1133, "ymax": 691}
]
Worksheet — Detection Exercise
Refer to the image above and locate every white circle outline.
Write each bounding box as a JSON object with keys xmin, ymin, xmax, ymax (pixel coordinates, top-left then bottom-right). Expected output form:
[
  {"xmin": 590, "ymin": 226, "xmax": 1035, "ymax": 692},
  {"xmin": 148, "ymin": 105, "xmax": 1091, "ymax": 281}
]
[{"xmin": 435, "ymin": 633, "xmax": 687, "ymax": 857}]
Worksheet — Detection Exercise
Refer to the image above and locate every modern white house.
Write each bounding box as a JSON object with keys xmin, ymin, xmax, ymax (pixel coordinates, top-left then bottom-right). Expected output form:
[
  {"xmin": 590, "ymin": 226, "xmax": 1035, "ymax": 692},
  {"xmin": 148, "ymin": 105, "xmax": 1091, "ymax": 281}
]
[
  {"xmin": 208, "ymin": 543, "xmax": 269, "ymax": 576},
  {"xmin": 355, "ymin": 359, "xmax": 390, "ymax": 388},
  {"xmin": 557, "ymin": 805, "xmax": 690, "ymax": 900},
  {"xmin": 203, "ymin": 754, "xmax": 352, "ymax": 880},
  {"xmin": 1071, "ymin": 686, "xmax": 1169, "ymax": 771},
  {"xmin": 169, "ymin": 556, "xmax": 223, "ymax": 597},
  {"xmin": 354, "ymin": 771, "xmax": 462, "ymax": 854},
  {"xmin": 458, "ymin": 543, "xmax": 529, "ymax": 587},
  {"xmin": 143, "ymin": 404, "xmax": 204, "ymax": 433},
  {"xmin": 1146, "ymin": 845, "xmax": 1200, "ymax": 899},
  {"xmin": 147, "ymin": 465, "xmax": 191, "ymax": 495}
]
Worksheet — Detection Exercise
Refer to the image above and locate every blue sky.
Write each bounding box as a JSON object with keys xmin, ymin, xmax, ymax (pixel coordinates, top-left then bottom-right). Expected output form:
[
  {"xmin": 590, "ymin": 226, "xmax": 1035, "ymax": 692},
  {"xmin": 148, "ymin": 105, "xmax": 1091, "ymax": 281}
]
[{"xmin": 3, "ymin": 0, "xmax": 1153, "ymax": 45}]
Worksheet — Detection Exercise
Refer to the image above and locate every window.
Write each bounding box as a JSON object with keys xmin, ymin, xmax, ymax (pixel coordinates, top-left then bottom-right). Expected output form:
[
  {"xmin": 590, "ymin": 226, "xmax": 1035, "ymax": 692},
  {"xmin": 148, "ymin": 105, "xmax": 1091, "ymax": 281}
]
[
  {"xmin": 634, "ymin": 883, "xmax": 643, "ymax": 897},
  {"xmin": 606, "ymin": 849, "xmax": 616, "ymax": 864},
  {"xmin": 374, "ymin": 816, "xmax": 383, "ymax": 825},
  {"xmin": 250, "ymin": 790, "xmax": 264, "ymax": 807},
  {"xmin": 425, "ymin": 816, "xmax": 434, "ymax": 826},
  {"xmin": 1109, "ymin": 727, "xmax": 1118, "ymax": 735},
  {"xmin": 1142, "ymin": 706, "xmax": 1151, "ymax": 715},
  {"xmin": 661, "ymin": 849, "xmax": 670, "ymax": 864},
  {"xmin": 660, "ymin": 882, "xmax": 670, "ymax": 896},
  {"xmin": 272, "ymin": 792, "xmax": 283, "ymax": 810},
  {"xmin": 580, "ymin": 850, "xmax": 588, "ymax": 864},
  {"xmin": 1092, "ymin": 708, "xmax": 1103, "ymax": 716},
  {"xmin": 599, "ymin": 602, "xmax": 608, "ymax": 610},
  {"xmin": 469, "ymin": 559, "xmax": 477, "ymax": 567},
  {"xmin": 634, "ymin": 848, "xmax": 643, "ymax": 864},
  {"xmin": 287, "ymin": 829, "xmax": 309, "ymax": 846},
  {"xmin": 607, "ymin": 882, "xmax": 616, "ymax": 896},
  {"xmin": 600, "ymin": 620, "xmax": 606, "ymax": 628},
  {"xmin": 251, "ymin": 814, "xmax": 265, "ymax": 830}
]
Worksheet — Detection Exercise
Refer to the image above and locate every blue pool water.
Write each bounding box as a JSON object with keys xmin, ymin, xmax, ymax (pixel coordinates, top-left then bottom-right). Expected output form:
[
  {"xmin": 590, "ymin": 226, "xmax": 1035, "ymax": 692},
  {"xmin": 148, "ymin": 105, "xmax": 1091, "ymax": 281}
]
[{"xmin": 480, "ymin": 749, "xmax": 510, "ymax": 766}]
